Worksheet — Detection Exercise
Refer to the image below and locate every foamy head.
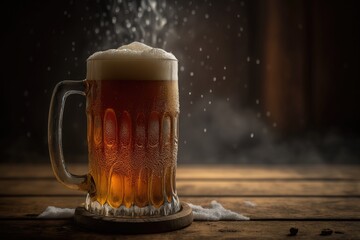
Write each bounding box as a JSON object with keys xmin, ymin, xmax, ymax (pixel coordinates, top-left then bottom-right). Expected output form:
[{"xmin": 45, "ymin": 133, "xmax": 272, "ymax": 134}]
[{"xmin": 86, "ymin": 42, "xmax": 177, "ymax": 81}]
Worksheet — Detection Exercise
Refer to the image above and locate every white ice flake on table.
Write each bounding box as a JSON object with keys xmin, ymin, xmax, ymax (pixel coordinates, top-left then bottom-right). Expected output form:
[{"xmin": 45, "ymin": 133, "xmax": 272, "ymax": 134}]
[
  {"xmin": 37, "ymin": 206, "xmax": 75, "ymax": 219},
  {"xmin": 188, "ymin": 200, "xmax": 249, "ymax": 221}
]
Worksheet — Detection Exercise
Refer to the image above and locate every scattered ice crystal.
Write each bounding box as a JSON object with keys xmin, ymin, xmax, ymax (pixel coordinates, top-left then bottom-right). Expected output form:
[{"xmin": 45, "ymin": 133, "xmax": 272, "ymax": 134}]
[
  {"xmin": 189, "ymin": 201, "xmax": 249, "ymax": 221},
  {"xmin": 243, "ymin": 201, "xmax": 257, "ymax": 207},
  {"xmin": 38, "ymin": 206, "xmax": 75, "ymax": 219}
]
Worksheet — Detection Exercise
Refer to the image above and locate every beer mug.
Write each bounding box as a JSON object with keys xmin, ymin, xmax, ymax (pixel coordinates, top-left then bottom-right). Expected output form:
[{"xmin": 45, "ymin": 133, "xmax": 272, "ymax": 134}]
[{"xmin": 48, "ymin": 42, "xmax": 180, "ymax": 216}]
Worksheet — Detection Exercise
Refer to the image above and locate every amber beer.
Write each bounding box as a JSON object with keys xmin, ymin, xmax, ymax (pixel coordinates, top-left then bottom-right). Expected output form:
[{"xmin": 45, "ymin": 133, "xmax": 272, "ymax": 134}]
[
  {"xmin": 48, "ymin": 42, "xmax": 180, "ymax": 217},
  {"xmin": 86, "ymin": 79, "xmax": 179, "ymax": 215}
]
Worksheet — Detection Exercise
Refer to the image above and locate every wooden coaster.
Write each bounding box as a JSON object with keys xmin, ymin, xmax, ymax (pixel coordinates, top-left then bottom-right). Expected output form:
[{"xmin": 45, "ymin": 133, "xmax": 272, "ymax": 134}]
[{"xmin": 74, "ymin": 202, "xmax": 193, "ymax": 234}]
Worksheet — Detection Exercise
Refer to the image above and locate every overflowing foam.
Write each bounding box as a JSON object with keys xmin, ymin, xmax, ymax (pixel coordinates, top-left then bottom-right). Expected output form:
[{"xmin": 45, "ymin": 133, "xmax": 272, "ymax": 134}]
[{"xmin": 87, "ymin": 42, "xmax": 177, "ymax": 81}]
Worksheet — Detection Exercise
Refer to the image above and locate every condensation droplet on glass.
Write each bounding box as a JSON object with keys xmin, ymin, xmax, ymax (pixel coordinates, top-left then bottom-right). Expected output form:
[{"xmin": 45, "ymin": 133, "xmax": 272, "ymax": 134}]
[
  {"xmin": 256, "ymin": 59, "xmax": 260, "ymax": 64},
  {"xmin": 256, "ymin": 99, "xmax": 260, "ymax": 104},
  {"xmin": 180, "ymin": 66, "xmax": 185, "ymax": 72},
  {"xmin": 190, "ymin": 72, "xmax": 194, "ymax": 76},
  {"xmin": 247, "ymin": 56, "xmax": 251, "ymax": 62},
  {"xmin": 250, "ymin": 133, "xmax": 254, "ymax": 138},
  {"xmin": 266, "ymin": 111, "xmax": 271, "ymax": 117}
]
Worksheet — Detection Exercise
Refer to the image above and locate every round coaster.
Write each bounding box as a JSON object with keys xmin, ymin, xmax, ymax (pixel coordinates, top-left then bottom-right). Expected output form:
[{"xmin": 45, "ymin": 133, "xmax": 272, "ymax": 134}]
[{"xmin": 74, "ymin": 202, "xmax": 193, "ymax": 234}]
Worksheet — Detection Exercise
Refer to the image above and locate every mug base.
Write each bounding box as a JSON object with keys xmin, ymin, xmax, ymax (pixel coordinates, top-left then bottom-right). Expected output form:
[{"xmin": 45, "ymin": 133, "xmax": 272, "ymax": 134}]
[{"xmin": 74, "ymin": 202, "xmax": 193, "ymax": 234}]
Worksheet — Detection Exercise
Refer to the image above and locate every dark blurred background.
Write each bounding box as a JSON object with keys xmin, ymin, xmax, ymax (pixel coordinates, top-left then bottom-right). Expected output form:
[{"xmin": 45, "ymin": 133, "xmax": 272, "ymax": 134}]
[{"xmin": 1, "ymin": 0, "xmax": 359, "ymax": 164}]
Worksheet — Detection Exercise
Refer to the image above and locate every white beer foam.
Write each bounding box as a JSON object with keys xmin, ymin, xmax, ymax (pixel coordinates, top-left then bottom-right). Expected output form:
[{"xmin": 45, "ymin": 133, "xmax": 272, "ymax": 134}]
[{"xmin": 87, "ymin": 42, "xmax": 177, "ymax": 81}]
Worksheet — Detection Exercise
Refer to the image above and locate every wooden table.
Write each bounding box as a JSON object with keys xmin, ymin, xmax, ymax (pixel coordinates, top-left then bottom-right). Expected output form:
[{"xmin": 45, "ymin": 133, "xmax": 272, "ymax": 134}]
[{"xmin": 0, "ymin": 164, "xmax": 359, "ymax": 239}]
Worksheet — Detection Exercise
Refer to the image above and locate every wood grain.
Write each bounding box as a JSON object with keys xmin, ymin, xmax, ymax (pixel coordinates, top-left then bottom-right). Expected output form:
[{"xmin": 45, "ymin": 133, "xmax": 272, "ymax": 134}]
[
  {"xmin": 0, "ymin": 179, "xmax": 358, "ymax": 196},
  {"xmin": 1, "ymin": 164, "xmax": 359, "ymax": 179},
  {"xmin": 0, "ymin": 164, "xmax": 359, "ymax": 239},
  {"xmin": 0, "ymin": 220, "xmax": 358, "ymax": 239}
]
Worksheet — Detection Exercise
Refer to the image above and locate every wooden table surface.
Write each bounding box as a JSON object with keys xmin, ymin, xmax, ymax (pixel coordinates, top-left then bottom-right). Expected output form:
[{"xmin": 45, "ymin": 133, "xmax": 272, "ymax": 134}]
[{"xmin": 0, "ymin": 164, "xmax": 359, "ymax": 239}]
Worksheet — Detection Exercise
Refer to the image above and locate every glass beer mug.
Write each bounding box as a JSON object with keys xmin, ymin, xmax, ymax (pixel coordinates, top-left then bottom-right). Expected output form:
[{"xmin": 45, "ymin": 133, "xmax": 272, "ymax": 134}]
[{"xmin": 48, "ymin": 42, "xmax": 180, "ymax": 216}]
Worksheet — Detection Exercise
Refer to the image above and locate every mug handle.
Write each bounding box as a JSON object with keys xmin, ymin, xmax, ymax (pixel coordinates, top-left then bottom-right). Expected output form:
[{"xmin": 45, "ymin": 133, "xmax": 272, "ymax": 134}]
[{"xmin": 48, "ymin": 80, "xmax": 90, "ymax": 192}]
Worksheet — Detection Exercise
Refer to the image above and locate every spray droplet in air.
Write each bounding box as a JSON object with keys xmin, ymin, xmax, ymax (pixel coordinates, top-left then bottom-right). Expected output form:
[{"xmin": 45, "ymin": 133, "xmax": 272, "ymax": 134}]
[
  {"xmin": 190, "ymin": 72, "xmax": 194, "ymax": 77},
  {"xmin": 250, "ymin": 133, "xmax": 254, "ymax": 138},
  {"xmin": 256, "ymin": 59, "xmax": 260, "ymax": 64},
  {"xmin": 204, "ymin": 128, "xmax": 207, "ymax": 133}
]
